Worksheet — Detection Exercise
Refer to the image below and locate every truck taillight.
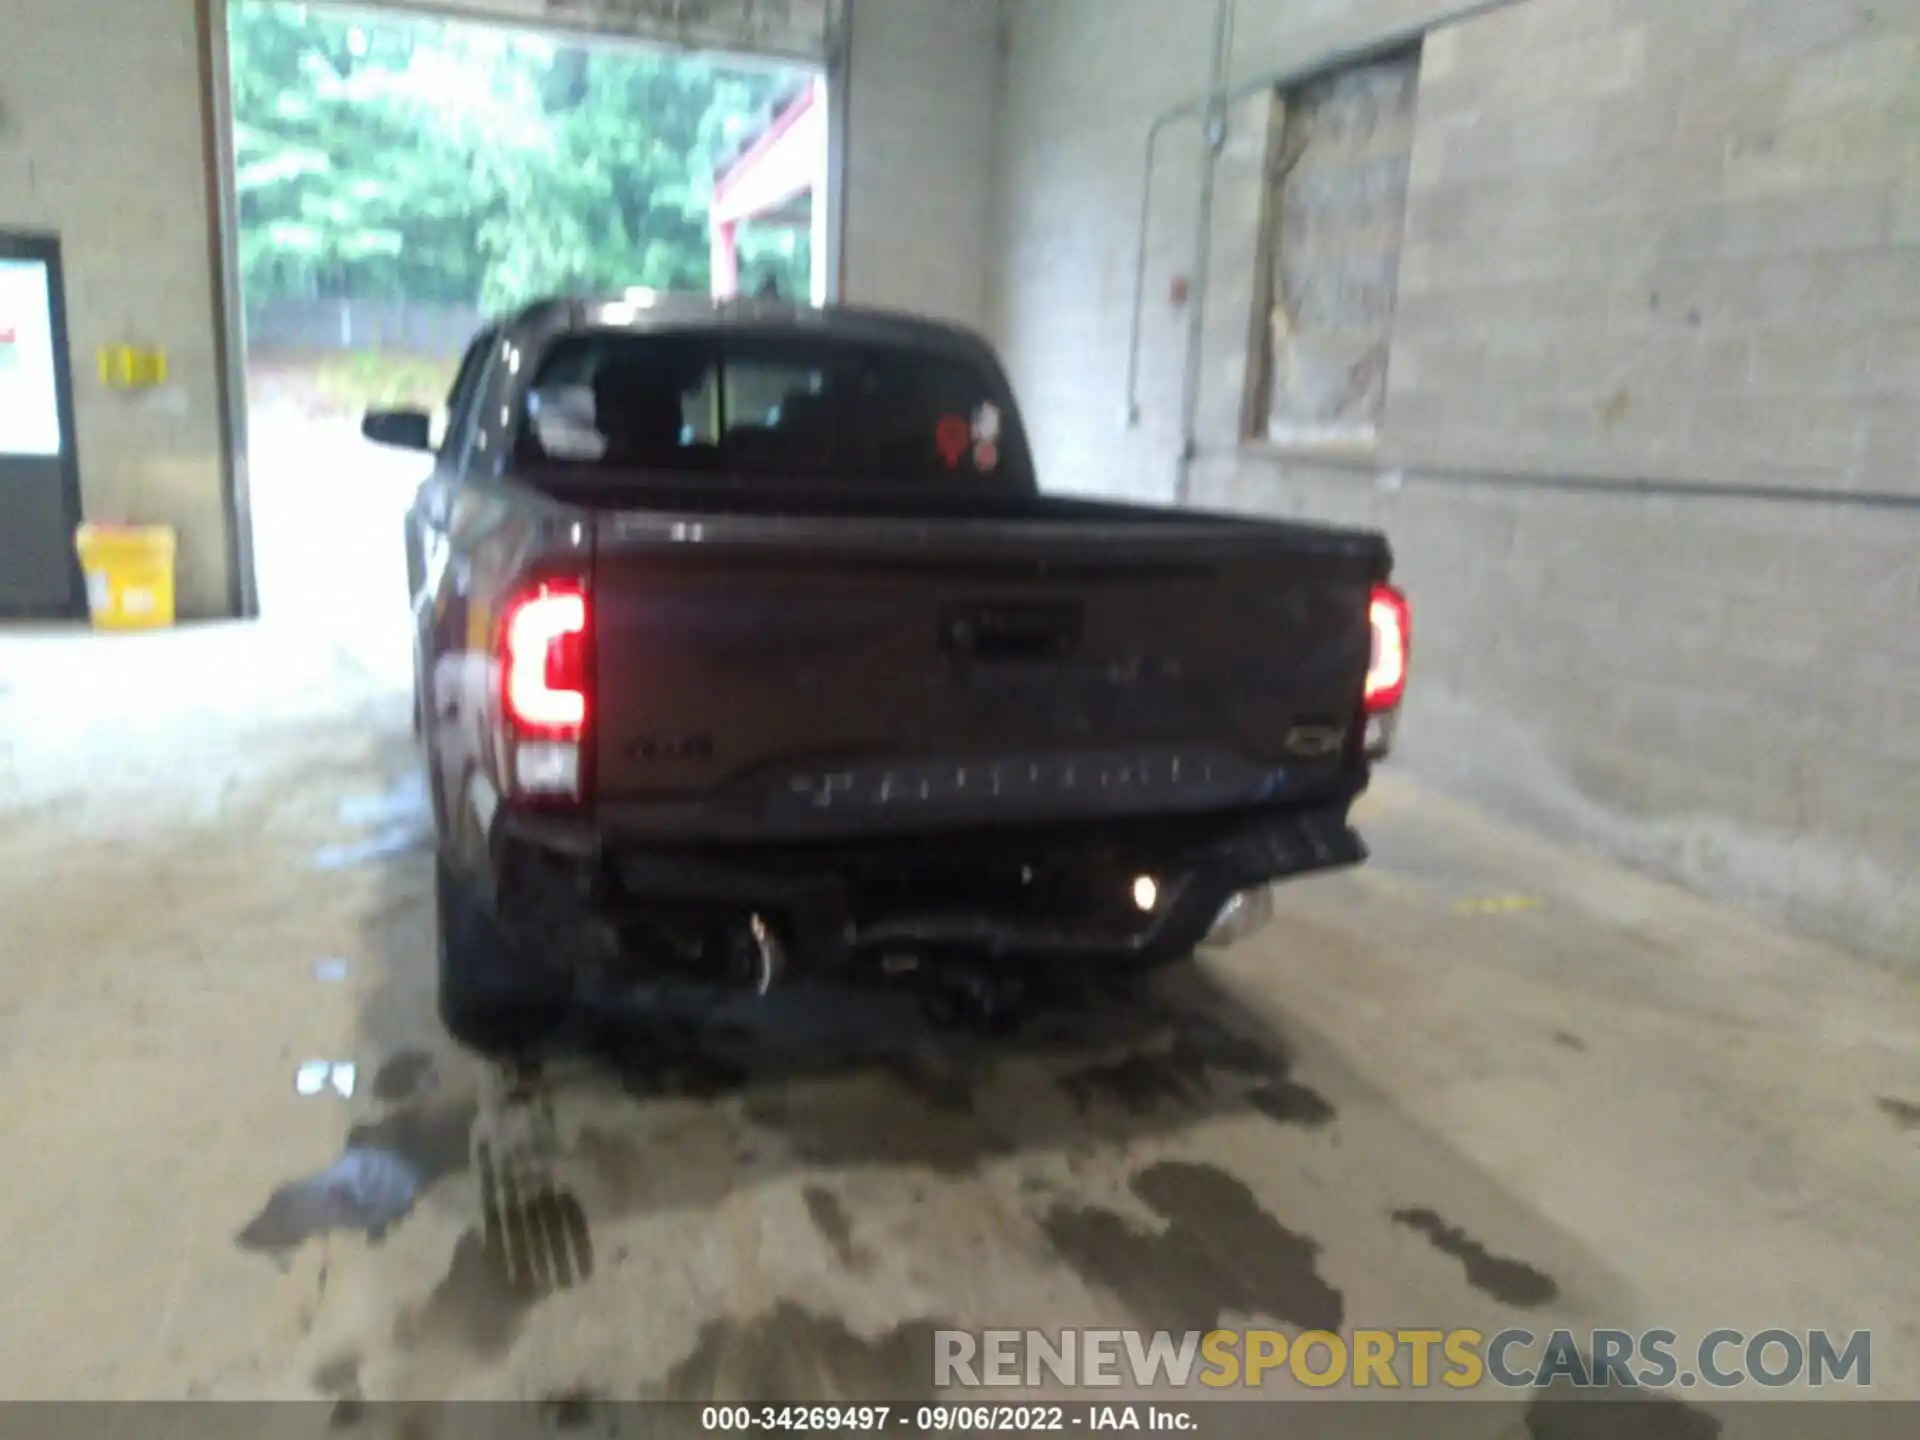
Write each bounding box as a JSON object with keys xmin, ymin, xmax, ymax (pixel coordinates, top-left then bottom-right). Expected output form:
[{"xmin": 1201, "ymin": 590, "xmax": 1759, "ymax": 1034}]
[
  {"xmin": 1363, "ymin": 584, "xmax": 1410, "ymax": 759},
  {"xmin": 502, "ymin": 581, "xmax": 589, "ymax": 799},
  {"xmin": 1365, "ymin": 583, "xmax": 1410, "ymax": 712}
]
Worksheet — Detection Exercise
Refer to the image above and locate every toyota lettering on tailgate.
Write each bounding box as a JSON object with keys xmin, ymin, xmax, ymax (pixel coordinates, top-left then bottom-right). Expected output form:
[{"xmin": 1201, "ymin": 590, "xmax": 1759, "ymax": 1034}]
[{"xmin": 775, "ymin": 749, "xmax": 1296, "ymax": 820}]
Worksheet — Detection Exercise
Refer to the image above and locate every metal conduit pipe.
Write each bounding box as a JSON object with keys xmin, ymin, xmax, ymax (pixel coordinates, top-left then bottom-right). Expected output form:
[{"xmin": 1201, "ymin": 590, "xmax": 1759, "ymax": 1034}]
[
  {"xmin": 1123, "ymin": 0, "xmax": 1541, "ymax": 501},
  {"xmin": 1172, "ymin": 0, "xmax": 1238, "ymax": 506},
  {"xmin": 1119, "ymin": 110, "xmax": 1187, "ymax": 433}
]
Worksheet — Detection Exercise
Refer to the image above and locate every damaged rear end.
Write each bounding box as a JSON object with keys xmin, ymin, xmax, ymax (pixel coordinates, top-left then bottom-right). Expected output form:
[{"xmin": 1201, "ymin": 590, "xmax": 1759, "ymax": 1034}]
[{"xmin": 483, "ymin": 510, "xmax": 1409, "ymax": 996}]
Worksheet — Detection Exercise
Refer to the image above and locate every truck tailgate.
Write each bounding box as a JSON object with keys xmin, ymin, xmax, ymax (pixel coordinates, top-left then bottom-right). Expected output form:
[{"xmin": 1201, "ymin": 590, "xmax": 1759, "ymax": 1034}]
[{"xmin": 589, "ymin": 510, "xmax": 1386, "ymax": 840}]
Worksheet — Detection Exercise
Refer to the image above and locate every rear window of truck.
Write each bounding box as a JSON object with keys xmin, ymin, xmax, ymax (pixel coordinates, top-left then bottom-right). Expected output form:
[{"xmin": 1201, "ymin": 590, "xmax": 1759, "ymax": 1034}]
[{"xmin": 516, "ymin": 331, "xmax": 1034, "ymax": 489}]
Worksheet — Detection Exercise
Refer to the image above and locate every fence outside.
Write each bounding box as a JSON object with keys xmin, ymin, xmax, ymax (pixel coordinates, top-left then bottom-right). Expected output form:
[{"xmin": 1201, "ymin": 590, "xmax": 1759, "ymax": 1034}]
[{"xmin": 244, "ymin": 298, "xmax": 486, "ymax": 356}]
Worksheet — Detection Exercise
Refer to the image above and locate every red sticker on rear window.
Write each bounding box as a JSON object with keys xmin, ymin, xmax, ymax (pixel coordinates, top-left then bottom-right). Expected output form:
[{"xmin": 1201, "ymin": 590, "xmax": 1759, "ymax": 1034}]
[{"xmin": 936, "ymin": 415, "xmax": 970, "ymax": 469}]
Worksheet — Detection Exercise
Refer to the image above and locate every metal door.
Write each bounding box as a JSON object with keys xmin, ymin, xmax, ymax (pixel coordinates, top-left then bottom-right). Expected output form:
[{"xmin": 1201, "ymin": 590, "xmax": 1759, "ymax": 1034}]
[{"xmin": 0, "ymin": 231, "xmax": 86, "ymax": 619}]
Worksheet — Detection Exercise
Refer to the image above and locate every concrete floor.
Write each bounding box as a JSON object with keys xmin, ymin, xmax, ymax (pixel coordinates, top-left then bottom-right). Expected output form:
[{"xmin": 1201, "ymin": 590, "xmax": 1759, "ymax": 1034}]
[
  {"xmin": 0, "ymin": 604, "xmax": 1916, "ymax": 1427},
  {"xmin": 244, "ymin": 389, "xmax": 426, "ymax": 672}
]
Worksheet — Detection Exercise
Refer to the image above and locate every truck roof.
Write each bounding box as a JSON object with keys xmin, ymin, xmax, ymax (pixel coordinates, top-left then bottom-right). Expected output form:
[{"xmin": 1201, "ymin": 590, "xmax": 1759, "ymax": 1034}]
[{"xmin": 500, "ymin": 293, "xmax": 999, "ymax": 364}]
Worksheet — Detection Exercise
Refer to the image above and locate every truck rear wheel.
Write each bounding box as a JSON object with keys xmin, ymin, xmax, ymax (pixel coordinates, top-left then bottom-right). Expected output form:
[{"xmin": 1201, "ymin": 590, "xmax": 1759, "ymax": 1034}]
[{"xmin": 435, "ymin": 857, "xmax": 572, "ymax": 1058}]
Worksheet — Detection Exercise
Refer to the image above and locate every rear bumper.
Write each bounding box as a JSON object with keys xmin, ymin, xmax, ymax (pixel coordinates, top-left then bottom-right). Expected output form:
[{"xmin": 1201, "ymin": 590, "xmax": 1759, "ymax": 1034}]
[
  {"xmin": 832, "ymin": 804, "xmax": 1360, "ymax": 963},
  {"xmin": 491, "ymin": 796, "xmax": 1365, "ymax": 971}
]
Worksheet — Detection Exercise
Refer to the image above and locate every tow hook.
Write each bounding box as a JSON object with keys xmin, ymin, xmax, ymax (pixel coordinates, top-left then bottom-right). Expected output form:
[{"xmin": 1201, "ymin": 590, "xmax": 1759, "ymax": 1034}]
[{"xmin": 749, "ymin": 913, "xmax": 785, "ymax": 995}]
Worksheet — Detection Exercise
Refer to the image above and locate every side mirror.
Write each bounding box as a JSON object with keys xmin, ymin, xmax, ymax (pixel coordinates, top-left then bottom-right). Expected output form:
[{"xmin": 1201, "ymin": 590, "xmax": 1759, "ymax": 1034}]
[{"xmin": 362, "ymin": 408, "xmax": 433, "ymax": 453}]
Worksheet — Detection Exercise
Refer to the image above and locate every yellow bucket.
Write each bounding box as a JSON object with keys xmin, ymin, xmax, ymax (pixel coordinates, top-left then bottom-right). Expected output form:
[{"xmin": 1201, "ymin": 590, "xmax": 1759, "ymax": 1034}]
[{"xmin": 74, "ymin": 523, "xmax": 178, "ymax": 631}]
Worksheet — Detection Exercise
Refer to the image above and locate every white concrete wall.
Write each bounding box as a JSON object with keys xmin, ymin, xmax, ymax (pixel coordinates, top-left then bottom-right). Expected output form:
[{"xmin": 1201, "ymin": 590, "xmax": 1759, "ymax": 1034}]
[
  {"xmin": 1, "ymin": 0, "xmax": 234, "ymax": 618},
  {"xmin": 839, "ymin": 0, "xmax": 1003, "ymax": 329},
  {"xmin": 1393, "ymin": 0, "xmax": 1920, "ymax": 495}
]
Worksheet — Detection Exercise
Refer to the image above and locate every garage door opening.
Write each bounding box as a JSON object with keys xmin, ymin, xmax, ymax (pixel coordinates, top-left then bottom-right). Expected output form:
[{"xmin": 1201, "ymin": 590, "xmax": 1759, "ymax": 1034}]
[{"xmin": 221, "ymin": 0, "xmax": 825, "ymax": 661}]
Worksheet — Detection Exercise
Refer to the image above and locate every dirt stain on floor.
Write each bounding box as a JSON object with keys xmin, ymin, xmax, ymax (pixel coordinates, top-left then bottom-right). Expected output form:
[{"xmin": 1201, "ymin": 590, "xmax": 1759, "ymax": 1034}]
[
  {"xmin": 1245, "ymin": 1078, "xmax": 1336, "ymax": 1127},
  {"xmin": 1040, "ymin": 1159, "xmax": 1344, "ymax": 1332},
  {"xmin": 395, "ymin": 1228, "xmax": 540, "ymax": 1362},
  {"xmin": 1391, "ymin": 1207, "xmax": 1561, "ymax": 1308},
  {"xmin": 1876, "ymin": 1096, "xmax": 1920, "ymax": 1132},
  {"xmin": 645, "ymin": 1303, "xmax": 952, "ymax": 1401},
  {"xmin": 371, "ymin": 1050, "xmax": 436, "ymax": 1103},
  {"xmin": 575, "ymin": 1124, "xmax": 651, "ymax": 1210},
  {"xmin": 346, "ymin": 1096, "xmax": 478, "ymax": 1186},
  {"xmin": 881, "ymin": 1048, "xmax": 978, "ymax": 1114},
  {"xmin": 311, "ymin": 1351, "xmax": 362, "ymax": 1399},
  {"xmin": 786, "ymin": 1086, "xmax": 1014, "ymax": 1175},
  {"xmin": 1054, "ymin": 1012, "xmax": 1336, "ymax": 1129},
  {"xmin": 803, "ymin": 1185, "xmax": 862, "ymax": 1269},
  {"xmin": 1057, "ymin": 1046, "xmax": 1211, "ymax": 1114},
  {"xmin": 519, "ymin": 976, "xmax": 1336, "ymax": 1239}
]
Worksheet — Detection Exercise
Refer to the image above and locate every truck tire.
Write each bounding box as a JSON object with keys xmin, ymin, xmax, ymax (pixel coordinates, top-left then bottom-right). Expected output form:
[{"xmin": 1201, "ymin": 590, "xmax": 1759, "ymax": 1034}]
[{"xmin": 435, "ymin": 857, "xmax": 572, "ymax": 1058}]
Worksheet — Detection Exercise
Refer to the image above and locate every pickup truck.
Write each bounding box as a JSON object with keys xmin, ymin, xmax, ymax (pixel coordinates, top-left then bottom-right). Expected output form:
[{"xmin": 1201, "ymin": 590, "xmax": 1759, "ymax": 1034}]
[{"xmin": 362, "ymin": 294, "xmax": 1411, "ymax": 1056}]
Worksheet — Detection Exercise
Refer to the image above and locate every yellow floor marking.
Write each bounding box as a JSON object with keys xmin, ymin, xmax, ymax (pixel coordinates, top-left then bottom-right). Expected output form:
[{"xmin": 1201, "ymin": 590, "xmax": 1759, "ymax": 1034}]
[{"xmin": 1452, "ymin": 895, "xmax": 1544, "ymax": 917}]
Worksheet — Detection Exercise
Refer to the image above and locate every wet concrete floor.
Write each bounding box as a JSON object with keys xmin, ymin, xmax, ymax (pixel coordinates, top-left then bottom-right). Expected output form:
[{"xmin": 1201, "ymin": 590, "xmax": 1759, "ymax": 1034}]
[{"xmin": 0, "ymin": 619, "xmax": 1915, "ymax": 1433}]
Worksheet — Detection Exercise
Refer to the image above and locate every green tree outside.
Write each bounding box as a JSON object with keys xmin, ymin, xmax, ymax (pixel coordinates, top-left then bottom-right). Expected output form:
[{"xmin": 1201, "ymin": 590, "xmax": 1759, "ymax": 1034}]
[{"xmin": 228, "ymin": 0, "xmax": 814, "ymax": 314}]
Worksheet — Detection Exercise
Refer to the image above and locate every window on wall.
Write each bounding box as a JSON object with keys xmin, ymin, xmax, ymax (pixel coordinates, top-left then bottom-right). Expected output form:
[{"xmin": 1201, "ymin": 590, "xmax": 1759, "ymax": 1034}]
[{"xmin": 1258, "ymin": 49, "xmax": 1421, "ymax": 447}]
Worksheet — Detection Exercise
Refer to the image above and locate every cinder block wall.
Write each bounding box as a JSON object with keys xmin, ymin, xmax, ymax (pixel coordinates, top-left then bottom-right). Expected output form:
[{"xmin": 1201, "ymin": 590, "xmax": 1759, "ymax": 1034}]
[
  {"xmin": 992, "ymin": 0, "xmax": 1920, "ymax": 967},
  {"xmin": 1, "ymin": 0, "xmax": 234, "ymax": 619},
  {"xmin": 1389, "ymin": 0, "xmax": 1918, "ymax": 491}
]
